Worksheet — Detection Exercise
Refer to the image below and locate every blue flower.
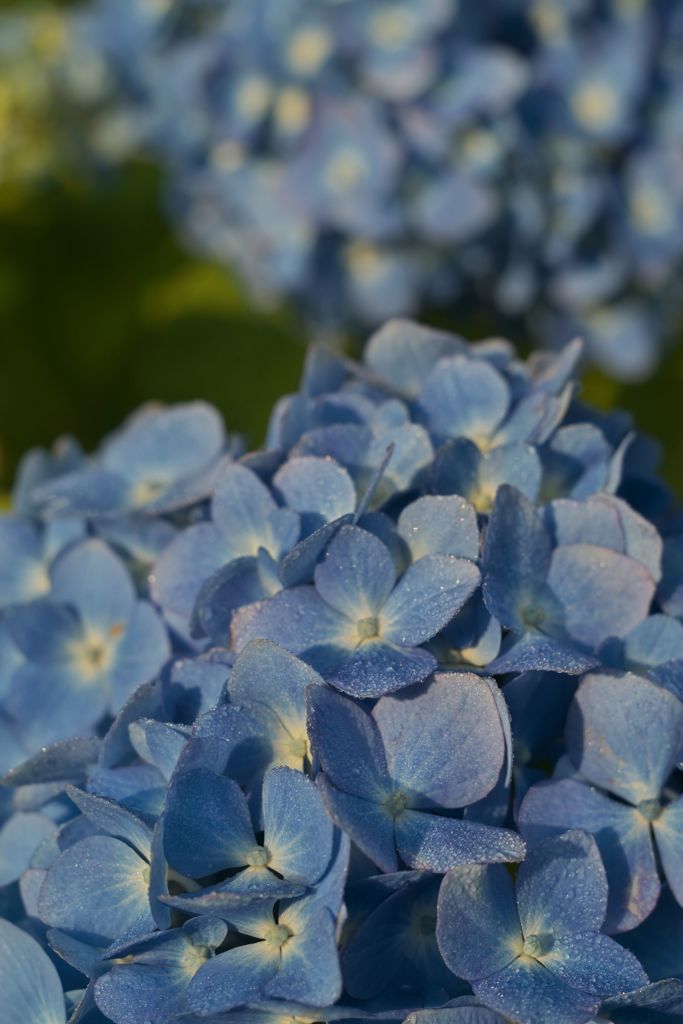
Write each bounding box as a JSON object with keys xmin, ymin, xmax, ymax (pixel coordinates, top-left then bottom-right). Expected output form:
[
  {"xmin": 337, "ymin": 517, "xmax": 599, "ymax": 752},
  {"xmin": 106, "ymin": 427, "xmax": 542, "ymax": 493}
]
[
  {"xmin": 162, "ymin": 765, "xmax": 336, "ymax": 903},
  {"xmin": 3, "ymin": 539, "xmax": 170, "ymax": 749},
  {"xmin": 436, "ymin": 830, "xmax": 648, "ymax": 1024},
  {"xmin": 32, "ymin": 403, "xmax": 229, "ymax": 519},
  {"xmin": 518, "ymin": 672, "xmax": 683, "ymax": 933},
  {"xmin": 232, "ymin": 523, "xmax": 480, "ymax": 697},
  {"xmin": 184, "ymin": 893, "xmax": 344, "ymax": 1014},
  {"xmin": 32, "ymin": 1, "xmax": 683, "ymax": 377},
  {"xmin": 481, "ymin": 486, "xmax": 656, "ymax": 674},
  {"xmin": 308, "ymin": 673, "xmax": 524, "ymax": 872},
  {"xmin": 0, "ymin": 323, "xmax": 679, "ymax": 1024}
]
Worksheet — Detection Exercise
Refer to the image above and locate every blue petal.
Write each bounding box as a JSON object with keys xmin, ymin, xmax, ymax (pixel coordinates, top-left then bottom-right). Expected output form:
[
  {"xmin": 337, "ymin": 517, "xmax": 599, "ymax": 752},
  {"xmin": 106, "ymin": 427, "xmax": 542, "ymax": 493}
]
[
  {"xmin": 231, "ymin": 587, "xmax": 350, "ymax": 674},
  {"xmin": 345, "ymin": 874, "xmax": 458, "ymax": 1003},
  {"xmin": 516, "ymin": 829, "xmax": 608, "ymax": 936},
  {"xmin": 94, "ymin": 919, "xmax": 227, "ymax": 1024},
  {"xmin": 397, "ymin": 496, "xmax": 479, "ymax": 561},
  {"xmin": 162, "ymin": 873, "xmax": 305, "ymax": 916},
  {"xmin": 404, "ymin": 1007, "xmax": 507, "ymax": 1024},
  {"xmin": 547, "ymin": 546, "xmax": 655, "ymax": 650},
  {"xmin": 396, "ymin": 811, "xmax": 525, "ymax": 871},
  {"xmin": 188, "ymin": 943, "xmax": 280, "ymax": 1015},
  {"xmin": 192, "ymin": 555, "xmax": 279, "ymax": 645},
  {"xmin": 66, "ymin": 789, "xmax": 152, "ymax": 860},
  {"xmin": 211, "ymin": 463, "xmax": 282, "ymax": 553},
  {"xmin": 364, "ymin": 319, "xmax": 464, "ymax": 398},
  {"xmin": 266, "ymin": 906, "xmax": 342, "ymax": 1006},
  {"xmin": 5, "ymin": 599, "xmax": 80, "ymax": 661},
  {"xmin": 307, "ymin": 686, "xmax": 388, "ymax": 799},
  {"xmin": 328, "ymin": 640, "xmax": 437, "ymax": 698},
  {"xmin": 566, "ymin": 672, "xmax": 683, "ymax": 804},
  {"xmin": 317, "ymin": 776, "xmax": 397, "ymax": 874},
  {"xmin": 229, "ymin": 640, "xmax": 323, "ymax": 746},
  {"xmin": 0, "ymin": 517, "xmax": 50, "ymax": 607},
  {"xmin": 109, "ymin": 601, "xmax": 170, "ymax": 710},
  {"xmin": 274, "ymin": 456, "xmax": 356, "ymax": 533},
  {"xmin": 620, "ymin": 615, "xmax": 683, "ymax": 673},
  {"xmin": 33, "ymin": 468, "xmax": 131, "ymax": 518},
  {"xmin": 102, "ymin": 402, "xmax": 224, "ymax": 491},
  {"xmin": 1, "ymin": 736, "xmax": 100, "ymax": 787},
  {"xmin": 381, "ymin": 557, "xmax": 480, "ymax": 646},
  {"xmin": 601, "ymin": 979, "xmax": 683, "ymax": 1021},
  {"xmin": 518, "ymin": 779, "xmax": 660, "ymax": 933},
  {"xmin": 7, "ymin": 662, "xmax": 109, "ymax": 749},
  {"xmin": 417, "ymin": 356, "xmax": 510, "ymax": 445},
  {"xmin": 128, "ymin": 720, "xmax": 189, "ymax": 782},
  {"xmin": 0, "ymin": 812, "xmax": 56, "ymax": 886},
  {"xmin": 39, "ymin": 835, "xmax": 155, "ymax": 946},
  {"xmin": 277, "ymin": 517, "xmax": 352, "ymax": 589},
  {"xmin": 372, "ymin": 673, "xmax": 506, "ymax": 808},
  {"xmin": 485, "ymin": 632, "xmax": 598, "ymax": 676},
  {"xmin": 305, "ymin": 827, "xmax": 350, "ymax": 919},
  {"xmin": 436, "ymin": 863, "xmax": 522, "ymax": 981},
  {"xmin": 263, "ymin": 766, "xmax": 333, "ymax": 885},
  {"xmin": 0, "ymin": 918, "xmax": 66, "ymax": 1024},
  {"xmin": 477, "ymin": 444, "xmax": 542, "ymax": 508},
  {"xmin": 654, "ymin": 796, "xmax": 683, "ymax": 908},
  {"xmin": 472, "ymin": 957, "xmax": 600, "ymax": 1024},
  {"xmin": 51, "ymin": 540, "xmax": 135, "ymax": 630},
  {"xmin": 315, "ymin": 525, "xmax": 396, "ymax": 621},
  {"xmin": 150, "ymin": 522, "xmax": 229, "ymax": 632},
  {"xmin": 482, "ymin": 486, "xmax": 551, "ymax": 633},
  {"xmin": 546, "ymin": 495, "xmax": 662, "ymax": 581},
  {"xmin": 541, "ymin": 931, "xmax": 647, "ymax": 998},
  {"xmin": 163, "ymin": 768, "xmax": 255, "ymax": 877}
]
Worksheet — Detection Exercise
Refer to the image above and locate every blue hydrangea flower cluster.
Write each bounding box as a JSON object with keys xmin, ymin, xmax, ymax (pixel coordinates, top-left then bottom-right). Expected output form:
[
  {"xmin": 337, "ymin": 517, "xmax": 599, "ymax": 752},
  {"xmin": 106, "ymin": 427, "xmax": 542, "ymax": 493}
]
[
  {"xmin": 48, "ymin": 0, "xmax": 683, "ymax": 379},
  {"xmin": 2, "ymin": 320, "xmax": 683, "ymax": 1024}
]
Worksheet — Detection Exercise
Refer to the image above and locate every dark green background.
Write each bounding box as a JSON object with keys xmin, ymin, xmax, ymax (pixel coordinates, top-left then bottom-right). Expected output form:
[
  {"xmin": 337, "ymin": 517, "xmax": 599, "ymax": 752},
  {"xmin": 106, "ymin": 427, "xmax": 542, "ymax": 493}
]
[{"xmin": 1, "ymin": 163, "xmax": 681, "ymax": 495}]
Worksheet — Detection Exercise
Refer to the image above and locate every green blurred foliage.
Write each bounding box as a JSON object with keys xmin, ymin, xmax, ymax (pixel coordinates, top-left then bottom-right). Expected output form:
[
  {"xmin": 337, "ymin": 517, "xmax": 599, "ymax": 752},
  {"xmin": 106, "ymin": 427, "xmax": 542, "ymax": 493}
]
[
  {"xmin": 0, "ymin": 165, "xmax": 306, "ymax": 489},
  {"xmin": 0, "ymin": 162, "xmax": 681, "ymax": 497}
]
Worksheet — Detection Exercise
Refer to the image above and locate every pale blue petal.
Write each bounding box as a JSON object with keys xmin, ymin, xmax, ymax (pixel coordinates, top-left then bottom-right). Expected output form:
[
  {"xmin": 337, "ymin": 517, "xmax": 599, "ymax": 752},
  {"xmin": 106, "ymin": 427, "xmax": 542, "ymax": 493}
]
[
  {"xmin": 397, "ymin": 496, "xmax": 479, "ymax": 561},
  {"xmin": 0, "ymin": 918, "xmax": 66, "ymax": 1024},
  {"xmin": 381, "ymin": 557, "xmax": 480, "ymax": 646},
  {"xmin": 314, "ymin": 525, "xmax": 396, "ymax": 621},
  {"xmin": 518, "ymin": 779, "xmax": 660, "ymax": 933},
  {"xmin": 473, "ymin": 957, "xmax": 600, "ymax": 1024},
  {"xmin": 541, "ymin": 931, "xmax": 647, "ymax": 997},
  {"xmin": 187, "ymin": 942, "xmax": 280, "ymax": 1015},
  {"xmin": 263, "ymin": 767, "xmax": 333, "ymax": 886},
  {"xmin": 307, "ymin": 686, "xmax": 388, "ymax": 798},
  {"xmin": 396, "ymin": 811, "xmax": 525, "ymax": 871},
  {"xmin": 163, "ymin": 768, "xmax": 255, "ymax": 876},
  {"xmin": 547, "ymin": 545, "xmax": 655, "ymax": 650},
  {"xmin": 372, "ymin": 673, "xmax": 505, "ymax": 808},
  {"xmin": 51, "ymin": 539, "xmax": 135, "ymax": 630},
  {"xmin": 328, "ymin": 640, "xmax": 437, "ymax": 698},
  {"xmin": 567, "ymin": 672, "xmax": 683, "ymax": 804},
  {"xmin": 516, "ymin": 829, "xmax": 608, "ymax": 936},
  {"xmin": 436, "ymin": 863, "xmax": 522, "ymax": 981},
  {"xmin": 317, "ymin": 776, "xmax": 397, "ymax": 874},
  {"xmin": 653, "ymin": 796, "xmax": 683, "ymax": 908},
  {"xmin": 274, "ymin": 456, "xmax": 356, "ymax": 532},
  {"xmin": 39, "ymin": 835, "xmax": 155, "ymax": 946}
]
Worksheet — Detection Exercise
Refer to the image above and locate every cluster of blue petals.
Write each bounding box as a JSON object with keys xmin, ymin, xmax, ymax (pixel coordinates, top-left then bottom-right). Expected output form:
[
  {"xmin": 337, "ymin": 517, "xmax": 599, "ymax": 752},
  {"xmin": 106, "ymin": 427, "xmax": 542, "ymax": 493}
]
[
  {"xmin": 2, "ymin": 320, "xmax": 683, "ymax": 1024},
  {"xmin": 35, "ymin": 0, "xmax": 683, "ymax": 378}
]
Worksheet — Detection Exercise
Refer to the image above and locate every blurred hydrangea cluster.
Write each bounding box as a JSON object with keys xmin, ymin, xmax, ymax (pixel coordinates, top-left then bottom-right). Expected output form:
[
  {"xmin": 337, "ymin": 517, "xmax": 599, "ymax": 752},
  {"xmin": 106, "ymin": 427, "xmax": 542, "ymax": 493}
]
[
  {"xmin": 2, "ymin": 319, "xmax": 683, "ymax": 1024},
  {"xmin": 16, "ymin": 0, "xmax": 683, "ymax": 379}
]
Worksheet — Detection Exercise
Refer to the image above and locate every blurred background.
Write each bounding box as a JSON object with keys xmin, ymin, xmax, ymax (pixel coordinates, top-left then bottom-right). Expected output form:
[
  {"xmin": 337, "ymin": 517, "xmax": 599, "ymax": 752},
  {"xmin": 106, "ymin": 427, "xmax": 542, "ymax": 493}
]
[{"xmin": 1, "ymin": 0, "xmax": 683, "ymax": 494}]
